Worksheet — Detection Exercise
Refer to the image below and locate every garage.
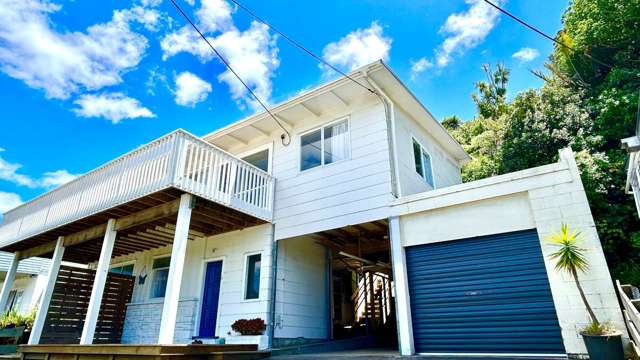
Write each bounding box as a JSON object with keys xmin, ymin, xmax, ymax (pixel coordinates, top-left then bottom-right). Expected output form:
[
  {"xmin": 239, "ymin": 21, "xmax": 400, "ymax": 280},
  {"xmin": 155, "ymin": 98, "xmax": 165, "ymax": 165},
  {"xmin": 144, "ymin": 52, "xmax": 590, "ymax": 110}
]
[{"xmin": 405, "ymin": 229, "xmax": 566, "ymax": 355}]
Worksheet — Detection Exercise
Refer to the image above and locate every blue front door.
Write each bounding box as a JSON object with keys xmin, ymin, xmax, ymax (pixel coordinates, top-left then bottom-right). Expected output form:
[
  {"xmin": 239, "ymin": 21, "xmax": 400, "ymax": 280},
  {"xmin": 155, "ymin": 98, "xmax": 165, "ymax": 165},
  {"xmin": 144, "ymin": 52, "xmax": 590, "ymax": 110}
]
[{"xmin": 199, "ymin": 260, "xmax": 223, "ymax": 337}]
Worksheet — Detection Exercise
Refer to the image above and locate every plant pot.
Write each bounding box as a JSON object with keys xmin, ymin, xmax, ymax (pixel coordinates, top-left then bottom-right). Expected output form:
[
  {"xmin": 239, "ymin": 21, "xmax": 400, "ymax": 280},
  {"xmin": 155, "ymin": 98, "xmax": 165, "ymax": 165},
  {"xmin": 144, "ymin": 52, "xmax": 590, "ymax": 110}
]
[{"xmin": 581, "ymin": 331, "xmax": 624, "ymax": 360}]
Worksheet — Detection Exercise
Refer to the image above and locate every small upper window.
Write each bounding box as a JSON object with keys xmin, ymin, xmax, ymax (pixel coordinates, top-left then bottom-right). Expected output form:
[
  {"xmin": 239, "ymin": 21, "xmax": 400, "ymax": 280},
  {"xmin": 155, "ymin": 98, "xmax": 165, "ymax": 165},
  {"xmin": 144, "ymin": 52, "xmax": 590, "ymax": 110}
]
[
  {"xmin": 300, "ymin": 120, "xmax": 349, "ymax": 171},
  {"xmin": 245, "ymin": 254, "xmax": 262, "ymax": 300},
  {"xmin": 413, "ymin": 139, "xmax": 435, "ymax": 188},
  {"xmin": 151, "ymin": 256, "xmax": 171, "ymax": 298},
  {"xmin": 110, "ymin": 264, "xmax": 134, "ymax": 276},
  {"xmin": 242, "ymin": 149, "xmax": 269, "ymax": 172}
]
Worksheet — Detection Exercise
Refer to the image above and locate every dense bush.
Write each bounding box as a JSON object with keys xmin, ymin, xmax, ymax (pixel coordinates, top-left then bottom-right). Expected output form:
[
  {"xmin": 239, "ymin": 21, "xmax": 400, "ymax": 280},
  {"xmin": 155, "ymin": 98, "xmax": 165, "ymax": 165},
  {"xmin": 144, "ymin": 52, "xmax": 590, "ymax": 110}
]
[{"xmin": 231, "ymin": 318, "xmax": 266, "ymax": 336}]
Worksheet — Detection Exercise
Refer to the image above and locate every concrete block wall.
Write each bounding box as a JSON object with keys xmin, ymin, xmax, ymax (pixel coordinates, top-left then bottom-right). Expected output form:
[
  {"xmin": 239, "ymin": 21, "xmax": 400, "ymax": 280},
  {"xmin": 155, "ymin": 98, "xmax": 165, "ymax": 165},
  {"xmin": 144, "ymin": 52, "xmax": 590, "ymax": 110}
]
[
  {"xmin": 121, "ymin": 299, "xmax": 197, "ymax": 344},
  {"xmin": 531, "ymin": 149, "xmax": 626, "ymax": 355}
]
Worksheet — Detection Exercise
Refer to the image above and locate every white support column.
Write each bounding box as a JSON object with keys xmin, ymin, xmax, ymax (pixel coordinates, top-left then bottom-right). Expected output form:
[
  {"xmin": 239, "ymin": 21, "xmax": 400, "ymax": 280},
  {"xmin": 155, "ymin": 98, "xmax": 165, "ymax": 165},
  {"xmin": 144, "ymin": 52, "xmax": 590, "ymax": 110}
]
[
  {"xmin": 388, "ymin": 216, "xmax": 415, "ymax": 355},
  {"xmin": 158, "ymin": 193, "xmax": 193, "ymax": 344},
  {"xmin": 0, "ymin": 252, "xmax": 20, "ymax": 312},
  {"xmin": 29, "ymin": 237, "xmax": 65, "ymax": 345},
  {"xmin": 80, "ymin": 218, "xmax": 117, "ymax": 344}
]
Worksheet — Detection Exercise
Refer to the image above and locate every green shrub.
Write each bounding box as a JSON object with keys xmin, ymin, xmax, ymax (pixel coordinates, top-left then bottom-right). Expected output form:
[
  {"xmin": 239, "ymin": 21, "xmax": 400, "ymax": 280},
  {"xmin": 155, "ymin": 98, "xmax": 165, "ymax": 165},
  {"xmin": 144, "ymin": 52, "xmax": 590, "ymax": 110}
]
[{"xmin": 0, "ymin": 309, "xmax": 36, "ymax": 330}]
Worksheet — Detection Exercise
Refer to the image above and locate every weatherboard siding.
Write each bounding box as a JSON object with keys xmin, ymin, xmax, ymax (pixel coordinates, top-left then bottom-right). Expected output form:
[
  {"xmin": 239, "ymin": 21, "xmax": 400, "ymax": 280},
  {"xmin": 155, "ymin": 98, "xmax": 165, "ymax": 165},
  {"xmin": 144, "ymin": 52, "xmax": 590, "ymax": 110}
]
[
  {"xmin": 393, "ymin": 106, "xmax": 462, "ymax": 197},
  {"xmin": 274, "ymin": 236, "xmax": 328, "ymax": 339},
  {"xmin": 109, "ymin": 224, "xmax": 274, "ymax": 343},
  {"xmin": 272, "ymin": 101, "xmax": 394, "ymax": 240}
]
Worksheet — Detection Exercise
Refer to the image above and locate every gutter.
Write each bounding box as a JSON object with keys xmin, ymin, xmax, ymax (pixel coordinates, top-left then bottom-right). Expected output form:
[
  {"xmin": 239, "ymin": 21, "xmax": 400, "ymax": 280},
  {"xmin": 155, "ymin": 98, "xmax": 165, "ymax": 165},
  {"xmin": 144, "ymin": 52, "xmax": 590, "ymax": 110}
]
[{"xmin": 362, "ymin": 72, "xmax": 403, "ymax": 198}]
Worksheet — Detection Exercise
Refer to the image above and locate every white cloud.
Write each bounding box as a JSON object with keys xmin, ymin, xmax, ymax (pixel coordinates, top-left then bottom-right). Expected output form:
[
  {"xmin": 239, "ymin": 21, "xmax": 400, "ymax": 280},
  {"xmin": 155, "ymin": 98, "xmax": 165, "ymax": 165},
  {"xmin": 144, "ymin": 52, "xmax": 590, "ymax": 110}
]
[
  {"xmin": 435, "ymin": 0, "xmax": 503, "ymax": 67},
  {"xmin": 410, "ymin": 57, "xmax": 434, "ymax": 80},
  {"xmin": 115, "ymin": 6, "xmax": 163, "ymax": 32},
  {"xmin": 0, "ymin": 149, "xmax": 78, "ymax": 189},
  {"xmin": 174, "ymin": 72, "xmax": 212, "ymax": 107},
  {"xmin": 512, "ymin": 47, "xmax": 540, "ymax": 62},
  {"xmin": 0, "ymin": 0, "xmax": 149, "ymax": 99},
  {"xmin": 0, "ymin": 192, "xmax": 23, "ymax": 214},
  {"xmin": 39, "ymin": 170, "xmax": 78, "ymax": 187},
  {"xmin": 73, "ymin": 93, "xmax": 155, "ymax": 123},
  {"xmin": 212, "ymin": 22, "xmax": 279, "ymax": 109},
  {"xmin": 160, "ymin": 0, "xmax": 279, "ymax": 110},
  {"xmin": 161, "ymin": 25, "xmax": 214, "ymax": 61},
  {"xmin": 321, "ymin": 22, "xmax": 392, "ymax": 73},
  {"xmin": 0, "ymin": 152, "xmax": 37, "ymax": 188},
  {"xmin": 197, "ymin": 0, "xmax": 235, "ymax": 33}
]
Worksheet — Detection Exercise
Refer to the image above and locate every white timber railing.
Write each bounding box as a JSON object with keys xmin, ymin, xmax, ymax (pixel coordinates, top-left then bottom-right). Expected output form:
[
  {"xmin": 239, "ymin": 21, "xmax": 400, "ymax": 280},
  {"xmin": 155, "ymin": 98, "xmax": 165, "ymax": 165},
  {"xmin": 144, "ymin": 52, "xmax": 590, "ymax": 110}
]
[
  {"xmin": 0, "ymin": 130, "xmax": 275, "ymax": 247},
  {"xmin": 617, "ymin": 280, "xmax": 640, "ymax": 357},
  {"xmin": 630, "ymin": 161, "xmax": 640, "ymax": 218}
]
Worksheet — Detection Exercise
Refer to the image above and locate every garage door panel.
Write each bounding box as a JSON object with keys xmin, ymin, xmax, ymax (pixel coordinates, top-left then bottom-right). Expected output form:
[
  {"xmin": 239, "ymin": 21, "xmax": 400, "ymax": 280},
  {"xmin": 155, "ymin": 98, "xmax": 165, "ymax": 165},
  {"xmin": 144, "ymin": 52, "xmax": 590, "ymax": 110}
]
[
  {"xmin": 408, "ymin": 274, "xmax": 552, "ymax": 291},
  {"xmin": 407, "ymin": 257, "xmax": 546, "ymax": 278},
  {"xmin": 410, "ymin": 286, "xmax": 556, "ymax": 303},
  {"xmin": 409, "ymin": 244, "xmax": 541, "ymax": 263},
  {"xmin": 406, "ymin": 229, "xmax": 565, "ymax": 355},
  {"xmin": 420, "ymin": 314, "xmax": 555, "ymax": 331},
  {"xmin": 408, "ymin": 236, "xmax": 540, "ymax": 258}
]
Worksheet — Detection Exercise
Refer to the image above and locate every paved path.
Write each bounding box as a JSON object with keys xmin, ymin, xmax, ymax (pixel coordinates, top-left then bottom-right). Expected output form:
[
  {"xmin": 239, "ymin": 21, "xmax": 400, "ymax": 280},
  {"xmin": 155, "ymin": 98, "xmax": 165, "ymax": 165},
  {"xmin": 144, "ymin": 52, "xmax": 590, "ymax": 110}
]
[{"xmin": 267, "ymin": 349, "xmax": 568, "ymax": 359}]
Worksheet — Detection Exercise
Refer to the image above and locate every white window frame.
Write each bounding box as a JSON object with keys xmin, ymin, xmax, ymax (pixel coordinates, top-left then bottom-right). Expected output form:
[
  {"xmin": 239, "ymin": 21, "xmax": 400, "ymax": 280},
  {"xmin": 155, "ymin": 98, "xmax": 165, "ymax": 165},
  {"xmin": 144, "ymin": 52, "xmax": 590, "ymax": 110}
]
[
  {"xmin": 299, "ymin": 117, "xmax": 351, "ymax": 173},
  {"xmin": 241, "ymin": 251, "xmax": 263, "ymax": 302},
  {"xmin": 149, "ymin": 255, "xmax": 171, "ymax": 299},
  {"xmin": 412, "ymin": 136, "xmax": 436, "ymax": 189},
  {"xmin": 5, "ymin": 289, "xmax": 24, "ymax": 312},
  {"xmin": 237, "ymin": 143, "xmax": 273, "ymax": 174}
]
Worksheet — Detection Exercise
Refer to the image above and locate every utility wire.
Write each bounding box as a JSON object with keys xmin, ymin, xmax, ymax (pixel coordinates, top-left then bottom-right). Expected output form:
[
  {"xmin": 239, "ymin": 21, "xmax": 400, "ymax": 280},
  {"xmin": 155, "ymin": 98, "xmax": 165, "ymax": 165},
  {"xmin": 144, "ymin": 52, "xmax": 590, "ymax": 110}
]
[
  {"xmin": 482, "ymin": 0, "xmax": 614, "ymax": 69},
  {"xmin": 228, "ymin": 0, "xmax": 377, "ymax": 95},
  {"xmin": 168, "ymin": 0, "xmax": 291, "ymax": 146}
]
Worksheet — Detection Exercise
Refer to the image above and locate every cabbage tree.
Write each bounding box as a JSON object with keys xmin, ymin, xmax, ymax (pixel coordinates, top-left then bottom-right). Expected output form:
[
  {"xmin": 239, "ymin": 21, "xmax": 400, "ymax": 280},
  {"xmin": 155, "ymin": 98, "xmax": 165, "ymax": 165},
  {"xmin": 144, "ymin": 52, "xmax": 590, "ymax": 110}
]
[{"xmin": 548, "ymin": 223, "xmax": 599, "ymax": 326}]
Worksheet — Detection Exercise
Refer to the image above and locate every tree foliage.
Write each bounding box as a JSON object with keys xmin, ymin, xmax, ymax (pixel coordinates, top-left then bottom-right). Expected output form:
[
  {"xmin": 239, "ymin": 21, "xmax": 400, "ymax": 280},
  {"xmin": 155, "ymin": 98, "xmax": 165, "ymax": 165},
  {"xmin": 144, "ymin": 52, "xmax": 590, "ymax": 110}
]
[{"xmin": 448, "ymin": 0, "xmax": 640, "ymax": 283}]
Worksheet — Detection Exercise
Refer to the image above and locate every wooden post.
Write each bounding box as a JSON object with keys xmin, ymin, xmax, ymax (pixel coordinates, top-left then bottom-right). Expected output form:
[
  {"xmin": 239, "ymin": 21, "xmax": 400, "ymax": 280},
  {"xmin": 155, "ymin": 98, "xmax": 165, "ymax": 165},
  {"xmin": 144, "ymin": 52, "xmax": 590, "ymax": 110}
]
[
  {"xmin": 158, "ymin": 193, "xmax": 193, "ymax": 344},
  {"xmin": 29, "ymin": 237, "xmax": 65, "ymax": 345},
  {"xmin": 0, "ymin": 252, "xmax": 20, "ymax": 311},
  {"xmin": 388, "ymin": 216, "xmax": 414, "ymax": 355},
  {"xmin": 80, "ymin": 219, "xmax": 117, "ymax": 344}
]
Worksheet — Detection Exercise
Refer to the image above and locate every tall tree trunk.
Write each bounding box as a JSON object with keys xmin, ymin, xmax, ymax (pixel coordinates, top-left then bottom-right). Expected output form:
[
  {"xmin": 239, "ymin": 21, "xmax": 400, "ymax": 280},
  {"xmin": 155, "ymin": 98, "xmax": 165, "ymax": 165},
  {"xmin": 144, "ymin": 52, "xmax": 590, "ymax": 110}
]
[{"xmin": 571, "ymin": 266, "xmax": 599, "ymax": 325}]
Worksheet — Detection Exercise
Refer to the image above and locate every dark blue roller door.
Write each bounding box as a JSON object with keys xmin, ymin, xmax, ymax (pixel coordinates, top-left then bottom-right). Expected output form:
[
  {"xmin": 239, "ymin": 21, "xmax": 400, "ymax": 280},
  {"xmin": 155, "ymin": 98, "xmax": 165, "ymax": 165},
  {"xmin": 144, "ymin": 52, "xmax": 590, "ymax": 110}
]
[{"xmin": 405, "ymin": 229, "xmax": 565, "ymax": 354}]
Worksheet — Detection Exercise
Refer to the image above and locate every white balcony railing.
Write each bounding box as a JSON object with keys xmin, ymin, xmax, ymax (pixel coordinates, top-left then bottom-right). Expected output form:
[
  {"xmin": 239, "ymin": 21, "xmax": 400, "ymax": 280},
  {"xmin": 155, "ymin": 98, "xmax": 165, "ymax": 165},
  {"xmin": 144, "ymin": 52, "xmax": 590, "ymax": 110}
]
[
  {"xmin": 631, "ymin": 161, "xmax": 640, "ymax": 218},
  {"xmin": 0, "ymin": 130, "xmax": 275, "ymax": 247}
]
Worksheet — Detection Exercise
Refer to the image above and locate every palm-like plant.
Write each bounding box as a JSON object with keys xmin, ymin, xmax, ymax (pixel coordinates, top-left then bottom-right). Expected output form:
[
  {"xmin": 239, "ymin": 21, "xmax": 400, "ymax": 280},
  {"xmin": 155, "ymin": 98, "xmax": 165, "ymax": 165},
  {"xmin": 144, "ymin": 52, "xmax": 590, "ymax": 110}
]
[{"xmin": 547, "ymin": 223, "xmax": 599, "ymax": 326}]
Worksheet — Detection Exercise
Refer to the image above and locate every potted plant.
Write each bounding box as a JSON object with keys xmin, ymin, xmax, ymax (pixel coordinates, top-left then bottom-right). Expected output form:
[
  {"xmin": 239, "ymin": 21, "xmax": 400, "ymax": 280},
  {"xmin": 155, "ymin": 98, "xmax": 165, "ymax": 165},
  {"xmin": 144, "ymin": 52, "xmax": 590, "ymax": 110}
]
[
  {"xmin": 225, "ymin": 318, "xmax": 268, "ymax": 349},
  {"xmin": 547, "ymin": 224, "xmax": 624, "ymax": 360},
  {"xmin": 0, "ymin": 310, "xmax": 36, "ymax": 353}
]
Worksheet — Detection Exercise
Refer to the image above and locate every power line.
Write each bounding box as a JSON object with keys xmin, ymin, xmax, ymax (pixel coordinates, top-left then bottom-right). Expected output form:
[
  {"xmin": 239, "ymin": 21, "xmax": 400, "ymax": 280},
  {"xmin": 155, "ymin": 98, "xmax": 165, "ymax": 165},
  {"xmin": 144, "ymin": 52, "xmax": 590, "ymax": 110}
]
[
  {"xmin": 168, "ymin": 0, "xmax": 292, "ymax": 146},
  {"xmin": 482, "ymin": 0, "xmax": 614, "ymax": 69},
  {"xmin": 228, "ymin": 0, "xmax": 377, "ymax": 95}
]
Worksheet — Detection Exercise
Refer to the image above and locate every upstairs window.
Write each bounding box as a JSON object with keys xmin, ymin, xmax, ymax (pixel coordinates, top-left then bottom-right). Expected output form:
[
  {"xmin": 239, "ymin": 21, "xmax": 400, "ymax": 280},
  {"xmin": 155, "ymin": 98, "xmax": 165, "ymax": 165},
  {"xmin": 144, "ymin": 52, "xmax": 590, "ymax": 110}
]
[
  {"xmin": 300, "ymin": 119, "xmax": 349, "ymax": 171},
  {"xmin": 242, "ymin": 149, "xmax": 269, "ymax": 172},
  {"xmin": 413, "ymin": 139, "xmax": 435, "ymax": 188},
  {"xmin": 151, "ymin": 256, "xmax": 171, "ymax": 298}
]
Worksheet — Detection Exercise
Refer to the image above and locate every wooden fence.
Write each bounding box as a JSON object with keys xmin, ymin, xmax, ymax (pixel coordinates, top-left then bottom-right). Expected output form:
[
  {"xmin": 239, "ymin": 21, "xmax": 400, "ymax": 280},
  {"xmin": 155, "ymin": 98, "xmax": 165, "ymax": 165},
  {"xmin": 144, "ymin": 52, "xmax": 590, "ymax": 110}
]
[
  {"xmin": 616, "ymin": 280, "xmax": 640, "ymax": 357},
  {"xmin": 40, "ymin": 265, "xmax": 134, "ymax": 344}
]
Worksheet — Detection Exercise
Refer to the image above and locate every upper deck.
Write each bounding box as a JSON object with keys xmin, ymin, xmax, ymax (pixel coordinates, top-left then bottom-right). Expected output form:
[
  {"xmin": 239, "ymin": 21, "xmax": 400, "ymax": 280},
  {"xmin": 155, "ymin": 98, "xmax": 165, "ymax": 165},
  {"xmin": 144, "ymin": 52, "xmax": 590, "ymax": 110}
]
[{"xmin": 0, "ymin": 130, "xmax": 275, "ymax": 250}]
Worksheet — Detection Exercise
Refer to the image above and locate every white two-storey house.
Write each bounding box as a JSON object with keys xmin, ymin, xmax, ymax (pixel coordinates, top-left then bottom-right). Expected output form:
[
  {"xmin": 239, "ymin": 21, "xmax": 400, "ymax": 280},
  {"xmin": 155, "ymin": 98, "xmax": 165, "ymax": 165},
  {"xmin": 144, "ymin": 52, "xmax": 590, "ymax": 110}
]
[{"xmin": 0, "ymin": 61, "xmax": 625, "ymax": 358}]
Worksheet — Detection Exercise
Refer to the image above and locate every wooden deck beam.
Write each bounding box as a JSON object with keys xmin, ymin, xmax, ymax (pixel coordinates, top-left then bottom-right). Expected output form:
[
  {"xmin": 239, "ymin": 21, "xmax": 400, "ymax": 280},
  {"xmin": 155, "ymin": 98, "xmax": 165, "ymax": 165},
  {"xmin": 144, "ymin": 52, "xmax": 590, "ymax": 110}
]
[{"xmin": 18, "ymin": 199, "xmax": 181, "ymax": 260}]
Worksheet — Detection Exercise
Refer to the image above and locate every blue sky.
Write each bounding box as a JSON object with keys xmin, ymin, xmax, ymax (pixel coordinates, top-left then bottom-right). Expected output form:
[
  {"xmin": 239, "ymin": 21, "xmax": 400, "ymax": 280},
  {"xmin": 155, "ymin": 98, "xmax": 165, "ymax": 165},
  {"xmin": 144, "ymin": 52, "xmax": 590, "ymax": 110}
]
[{"xmin": 0, "ymin": 0, "xmax": 568, "ymax": 213}]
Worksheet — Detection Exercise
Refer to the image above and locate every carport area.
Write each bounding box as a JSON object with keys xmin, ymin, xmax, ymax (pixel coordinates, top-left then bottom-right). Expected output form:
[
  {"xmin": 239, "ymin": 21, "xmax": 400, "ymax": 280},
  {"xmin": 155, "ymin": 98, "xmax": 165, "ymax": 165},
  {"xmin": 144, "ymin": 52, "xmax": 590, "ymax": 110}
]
[{"xmin": 387, "ymin": 149, "xmax": 627, "ymax": 357}]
